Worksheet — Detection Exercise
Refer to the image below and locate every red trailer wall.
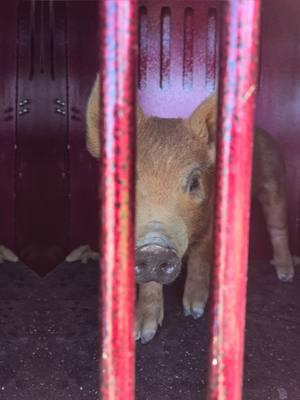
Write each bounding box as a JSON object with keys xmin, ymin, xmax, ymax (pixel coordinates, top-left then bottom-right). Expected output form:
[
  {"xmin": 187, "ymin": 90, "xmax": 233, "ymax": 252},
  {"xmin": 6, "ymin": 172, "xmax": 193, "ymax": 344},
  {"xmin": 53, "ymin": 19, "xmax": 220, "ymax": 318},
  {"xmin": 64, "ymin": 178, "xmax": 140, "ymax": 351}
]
[
  {"xmin": 0, "ymin": 1, "xmax": 99, "ymax": 274},
  {"xmin": 16, "ymin": 1, "xmax": 69, "ymax": 274},
  {"xmin": 251, "ymin": 0, "xmax": 300, "ymax": 258},
  {"xmin": 0, "ymin": 0, "xmax": 299, "ymax": 274}
]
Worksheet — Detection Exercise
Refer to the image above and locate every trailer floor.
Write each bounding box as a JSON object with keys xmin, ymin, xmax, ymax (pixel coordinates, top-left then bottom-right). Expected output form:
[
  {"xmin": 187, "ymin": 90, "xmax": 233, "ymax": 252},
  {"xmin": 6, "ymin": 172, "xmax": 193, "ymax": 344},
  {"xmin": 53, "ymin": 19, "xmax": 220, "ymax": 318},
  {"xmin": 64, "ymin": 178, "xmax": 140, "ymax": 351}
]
[{"xmin": 0, "ymin": 260, "xmax": 299, "ymax": 400}]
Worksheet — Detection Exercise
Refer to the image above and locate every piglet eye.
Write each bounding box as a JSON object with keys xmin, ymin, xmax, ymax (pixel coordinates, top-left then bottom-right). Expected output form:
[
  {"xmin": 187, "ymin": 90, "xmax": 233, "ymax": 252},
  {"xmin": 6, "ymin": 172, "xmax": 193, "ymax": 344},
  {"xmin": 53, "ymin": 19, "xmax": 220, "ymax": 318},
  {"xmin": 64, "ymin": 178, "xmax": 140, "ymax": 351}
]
[{"xmin": 188, "ymin": 176, "xmax": 200, "ymax": 193}]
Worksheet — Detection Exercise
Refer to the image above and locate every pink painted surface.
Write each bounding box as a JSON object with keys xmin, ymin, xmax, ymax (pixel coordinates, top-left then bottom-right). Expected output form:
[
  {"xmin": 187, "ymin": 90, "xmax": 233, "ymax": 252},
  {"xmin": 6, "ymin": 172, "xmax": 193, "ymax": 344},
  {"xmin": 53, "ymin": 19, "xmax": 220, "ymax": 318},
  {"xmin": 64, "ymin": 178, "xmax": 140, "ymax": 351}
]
[
  {"xmin": 99, "ymin": 1, "xmax": 137, "ymax": 399},
  {"xmin": 138, "ymin": 0, "xmax": 222, "ymax": 117}
]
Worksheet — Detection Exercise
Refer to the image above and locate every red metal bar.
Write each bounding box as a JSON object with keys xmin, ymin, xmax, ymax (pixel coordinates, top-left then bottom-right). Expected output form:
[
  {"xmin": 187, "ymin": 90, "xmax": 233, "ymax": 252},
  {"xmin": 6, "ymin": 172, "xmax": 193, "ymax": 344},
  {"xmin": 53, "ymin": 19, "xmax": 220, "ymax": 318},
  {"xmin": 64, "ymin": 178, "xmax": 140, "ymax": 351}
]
[
  {"xmin": 208, "ymin": 1, "xmax": 261, "ymax": 400},
  {"xmin": 99, "ymin": 1, "xmax": 137, "ymax": 399}
]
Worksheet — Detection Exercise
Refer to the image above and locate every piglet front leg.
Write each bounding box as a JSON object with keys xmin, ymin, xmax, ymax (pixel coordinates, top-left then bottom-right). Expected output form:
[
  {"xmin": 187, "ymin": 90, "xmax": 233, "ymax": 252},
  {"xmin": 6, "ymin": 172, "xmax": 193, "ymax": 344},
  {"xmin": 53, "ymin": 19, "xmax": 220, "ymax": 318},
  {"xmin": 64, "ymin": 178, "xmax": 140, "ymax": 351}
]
[
  {"xmin": 183, "ymin": 240, "xmax": 211, "ymax": 319},
  {"xmin": 258, "ymin": 180, "xmax": 295, "ymax": 282},
  {"xmin": 135, "ymin": 282, "xmax": 163, "ymax": 344}
]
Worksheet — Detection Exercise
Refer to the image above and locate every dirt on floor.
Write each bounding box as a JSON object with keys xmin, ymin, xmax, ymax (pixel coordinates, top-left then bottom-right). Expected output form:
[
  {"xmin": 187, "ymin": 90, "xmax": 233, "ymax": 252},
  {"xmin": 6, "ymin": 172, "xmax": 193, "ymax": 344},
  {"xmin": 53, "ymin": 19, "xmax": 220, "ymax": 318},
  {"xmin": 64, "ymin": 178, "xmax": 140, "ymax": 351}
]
[{"xmin": 0, "ymin": 259, "xmax": 299, "ymax": 400}]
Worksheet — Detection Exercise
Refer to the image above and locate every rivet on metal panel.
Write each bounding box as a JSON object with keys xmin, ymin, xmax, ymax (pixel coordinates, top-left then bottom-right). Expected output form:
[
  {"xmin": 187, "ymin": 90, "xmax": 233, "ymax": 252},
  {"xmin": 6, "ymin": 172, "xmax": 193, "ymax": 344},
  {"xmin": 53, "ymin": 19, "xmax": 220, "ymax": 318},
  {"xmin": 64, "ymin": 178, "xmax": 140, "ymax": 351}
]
[
  {"xmin": 18, "ymin": 108, "xmax": 30, "ymax": 115},
  {"xmin": 55, "ymin": 108, "xmax": 66, "ymax": 115},
  {"xmin": 55, "ymin": 99, "xmax": 65, "ymax": 106},
  {"xmin": 19, "ymin": 99, "xmax": 30, "ymax": 106}
]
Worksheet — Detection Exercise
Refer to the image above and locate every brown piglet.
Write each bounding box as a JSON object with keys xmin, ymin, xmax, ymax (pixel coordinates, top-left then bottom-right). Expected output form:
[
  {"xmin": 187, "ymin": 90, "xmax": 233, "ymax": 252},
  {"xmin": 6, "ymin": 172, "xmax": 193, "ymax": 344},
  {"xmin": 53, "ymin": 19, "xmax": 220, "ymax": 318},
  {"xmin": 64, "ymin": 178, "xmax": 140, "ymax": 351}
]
[{"xmin": 71, "ymin": 75, "xmax": 296, "ymax": 344}]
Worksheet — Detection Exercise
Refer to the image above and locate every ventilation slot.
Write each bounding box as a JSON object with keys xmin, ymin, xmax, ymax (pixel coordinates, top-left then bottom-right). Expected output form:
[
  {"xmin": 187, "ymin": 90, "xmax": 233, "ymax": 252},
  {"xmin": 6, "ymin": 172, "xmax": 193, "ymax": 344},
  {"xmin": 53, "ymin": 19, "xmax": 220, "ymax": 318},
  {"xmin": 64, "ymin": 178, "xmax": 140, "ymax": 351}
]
[
  {"xmin": 49, "ymin": 1, "xmax": 56, "ymax": 80},
  {"xmin": 183, "ymin": 7, "xmax": 194, "ymax": 90},
  {"xmin": 206, "ymin": 8, "xmax": 217, "ymax": 91},
  {"xmin": 160, "ymin": 7, "xmax": 171, "ymax": 90},
  {"xmin": 138, "ymin": 6, "xmax": 148, "ymax": 89},
  {"xmin": 29, "ymin": 0, "xmax": 36, "ymax": 80}
]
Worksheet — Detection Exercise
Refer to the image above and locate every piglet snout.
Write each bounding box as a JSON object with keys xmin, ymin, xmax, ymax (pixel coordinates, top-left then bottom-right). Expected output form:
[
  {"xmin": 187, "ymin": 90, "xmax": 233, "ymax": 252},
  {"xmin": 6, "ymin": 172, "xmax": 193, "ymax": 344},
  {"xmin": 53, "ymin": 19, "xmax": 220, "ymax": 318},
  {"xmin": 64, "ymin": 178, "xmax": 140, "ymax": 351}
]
[{"xmin": 135, "ymin": 244, "xmax": 181, "ymax": 285}]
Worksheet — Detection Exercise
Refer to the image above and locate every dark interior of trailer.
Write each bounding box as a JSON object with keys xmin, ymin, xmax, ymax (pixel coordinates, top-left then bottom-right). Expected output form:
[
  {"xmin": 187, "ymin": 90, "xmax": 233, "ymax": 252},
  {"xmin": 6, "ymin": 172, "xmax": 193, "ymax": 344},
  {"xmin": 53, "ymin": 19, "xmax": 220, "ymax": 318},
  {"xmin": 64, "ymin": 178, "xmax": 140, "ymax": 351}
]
[{"xmin": 0, "ymin": 1, "xmax": 300, "ymax": 399}]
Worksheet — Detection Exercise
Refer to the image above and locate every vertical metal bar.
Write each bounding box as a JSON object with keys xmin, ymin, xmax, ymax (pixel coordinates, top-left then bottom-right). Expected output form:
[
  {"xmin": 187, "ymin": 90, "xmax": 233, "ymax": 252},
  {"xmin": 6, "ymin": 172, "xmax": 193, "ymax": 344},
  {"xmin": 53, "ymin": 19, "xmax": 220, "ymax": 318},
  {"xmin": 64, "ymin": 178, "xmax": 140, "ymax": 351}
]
[
  {"xmin": 208, "ymin": 1, "xmax": 261, "ymax": 400},
  {"xmin": 100, "ymin": 1, "xmax": 137, "ymax": 400}
]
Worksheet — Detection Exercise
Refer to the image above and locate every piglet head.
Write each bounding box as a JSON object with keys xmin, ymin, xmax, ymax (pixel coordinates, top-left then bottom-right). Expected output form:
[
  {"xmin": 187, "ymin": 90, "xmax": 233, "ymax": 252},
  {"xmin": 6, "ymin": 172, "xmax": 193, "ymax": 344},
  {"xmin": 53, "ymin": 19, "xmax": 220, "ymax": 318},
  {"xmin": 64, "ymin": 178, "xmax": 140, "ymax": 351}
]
[{"xmin": 135, "ymin": 95, "xmax": 217, "ymax": 284}]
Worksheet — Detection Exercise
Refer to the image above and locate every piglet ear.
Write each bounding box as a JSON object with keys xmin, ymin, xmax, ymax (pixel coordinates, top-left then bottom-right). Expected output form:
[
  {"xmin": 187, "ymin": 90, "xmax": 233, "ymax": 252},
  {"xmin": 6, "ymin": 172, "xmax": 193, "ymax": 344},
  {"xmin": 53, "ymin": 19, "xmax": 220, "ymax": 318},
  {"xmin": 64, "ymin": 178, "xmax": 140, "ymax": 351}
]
[
  {"xmin": 136, "ymin": 104, "xmax": 148, "ymax": 127},
  {"xmin": 185, "ymin": 94, "xmax": 217, "ymax": 142},
  {"xmin": 86, "ymin": 74, "xmax": 101, "ymax": 158},
  {"xmin": 86, "ymin": 75, "xmax": 147, "ymax": 159},
  {"xmin": 184, "ymin": 94, "xmax": 217, "ymax": 164}
]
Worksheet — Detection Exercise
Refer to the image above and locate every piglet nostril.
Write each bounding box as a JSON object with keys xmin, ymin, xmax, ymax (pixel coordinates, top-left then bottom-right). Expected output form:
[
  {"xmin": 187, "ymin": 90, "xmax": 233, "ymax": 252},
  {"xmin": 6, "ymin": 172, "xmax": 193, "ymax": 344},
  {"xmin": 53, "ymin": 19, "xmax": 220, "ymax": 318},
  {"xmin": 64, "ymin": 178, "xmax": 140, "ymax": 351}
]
[
  {"xmin": 159, "ymin": 262, "xmax": 168, "ymax": 270},
  {"xmin": 135, "ymin": 263, "xmax": 145, "ymax": 275},
  {"xmin": 135, "ymin": 265, "xmax": 141, "ymax": 274},
  {"xmin": 162, "ymin": 263, "xmax": 176, "ymax": 276}
]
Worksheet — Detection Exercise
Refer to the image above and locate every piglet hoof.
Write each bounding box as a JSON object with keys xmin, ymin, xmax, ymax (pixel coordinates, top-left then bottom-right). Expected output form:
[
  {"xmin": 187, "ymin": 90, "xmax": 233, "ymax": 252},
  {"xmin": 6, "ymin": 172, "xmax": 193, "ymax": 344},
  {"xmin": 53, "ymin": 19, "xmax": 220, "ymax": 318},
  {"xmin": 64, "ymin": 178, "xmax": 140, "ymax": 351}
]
[
  {"xmin": 183, "ymin": 280, "xmax": 207, "ymax": 319},
  {"xmin": 293, "ymin": 256, "xmax": 300, "ymax": 265},
  {"xmin": 135, "ymin": 325, "xmax": 157, "ymax": 344},
  {"xmin": 65, "ymin": 245, "xmax": 99, "ymax": 264},
  {"xmin": 277, "ymin": 271, "xmax": 294, "ymax": 283},
  {"xmin": 270, "ymin": 259, "xmax": 295, "ymax": 283},
  {"xmin": 135, "ymin": 304, "xmax": 163, "ymax": 344},
  {"xmin": 183, "ymin": 304, "xmax": 204, "ymax": 320},
  {"xmin": 0, "ymin": 246, "xmax": 19, "ymax": 263}
]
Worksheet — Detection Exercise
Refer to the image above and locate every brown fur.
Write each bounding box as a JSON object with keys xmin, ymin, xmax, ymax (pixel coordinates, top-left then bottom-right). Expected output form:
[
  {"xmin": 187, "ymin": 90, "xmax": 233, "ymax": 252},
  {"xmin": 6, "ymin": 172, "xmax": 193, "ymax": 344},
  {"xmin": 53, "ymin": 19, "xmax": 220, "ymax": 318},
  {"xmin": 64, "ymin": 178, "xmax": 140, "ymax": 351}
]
[{"xmin": 85, "ymin": 75, "xmax": 295, "ymax": 343}]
